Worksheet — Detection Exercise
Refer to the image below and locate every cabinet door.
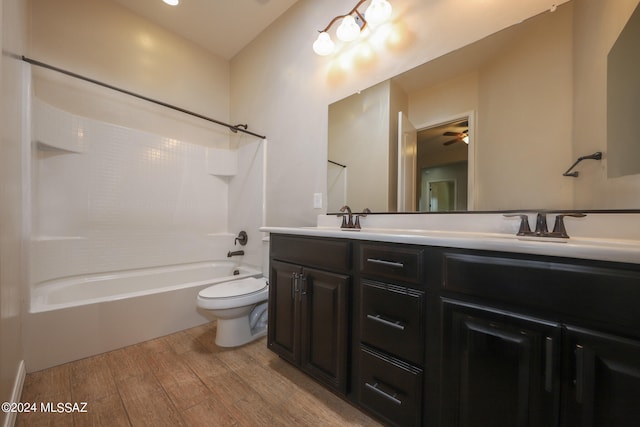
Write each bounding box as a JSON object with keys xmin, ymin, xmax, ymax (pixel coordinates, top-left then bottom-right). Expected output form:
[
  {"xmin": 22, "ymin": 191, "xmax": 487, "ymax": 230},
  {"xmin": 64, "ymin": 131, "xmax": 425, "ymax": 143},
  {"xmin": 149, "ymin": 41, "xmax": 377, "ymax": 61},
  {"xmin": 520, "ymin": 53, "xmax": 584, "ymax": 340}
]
[
  {"xmin": 267, "ymin": 260, "xmax": 301, "ymax": 364},
  {"xmin": 300, "ymin": 267, "xmax": 350, "ymax": 393},
  {"xmin": 442, "ymin": 299, "xmax": 561, "ymax": 427},
  {"xmin": 563, "ymin": 325, "xmax": 640, "ymax": 427}
]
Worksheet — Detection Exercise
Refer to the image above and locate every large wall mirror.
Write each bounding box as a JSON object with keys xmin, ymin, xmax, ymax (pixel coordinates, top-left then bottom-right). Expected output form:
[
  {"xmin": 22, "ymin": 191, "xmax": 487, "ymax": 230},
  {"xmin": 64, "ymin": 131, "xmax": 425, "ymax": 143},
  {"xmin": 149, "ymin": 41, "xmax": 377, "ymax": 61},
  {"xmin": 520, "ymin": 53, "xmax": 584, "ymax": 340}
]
[{"xmin": 327, "ymin": 0, "xmax": 640, "ymax": 213}]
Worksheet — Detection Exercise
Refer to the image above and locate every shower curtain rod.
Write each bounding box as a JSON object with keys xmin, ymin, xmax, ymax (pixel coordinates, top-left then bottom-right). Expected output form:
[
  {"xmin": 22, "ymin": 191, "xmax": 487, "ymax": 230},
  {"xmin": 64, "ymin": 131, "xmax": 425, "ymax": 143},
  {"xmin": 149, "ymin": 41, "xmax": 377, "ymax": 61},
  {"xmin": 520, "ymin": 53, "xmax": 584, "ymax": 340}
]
[
  {"xmin": 22, "ymin": 56, "xmax": 266, "ymax": 140},
  {"xmin": 328, "ymin": 159, "xmax": 347, "ymax": 168}
]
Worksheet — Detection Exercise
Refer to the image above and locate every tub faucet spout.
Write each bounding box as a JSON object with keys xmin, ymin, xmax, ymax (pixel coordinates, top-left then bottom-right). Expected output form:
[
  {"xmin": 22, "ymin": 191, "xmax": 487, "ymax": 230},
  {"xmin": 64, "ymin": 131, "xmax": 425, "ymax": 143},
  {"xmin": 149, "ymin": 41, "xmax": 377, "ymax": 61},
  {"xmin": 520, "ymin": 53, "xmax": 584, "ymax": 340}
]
[{"xmin": 227, "ymin": 250, "xmax": 245, "ymax": 258}]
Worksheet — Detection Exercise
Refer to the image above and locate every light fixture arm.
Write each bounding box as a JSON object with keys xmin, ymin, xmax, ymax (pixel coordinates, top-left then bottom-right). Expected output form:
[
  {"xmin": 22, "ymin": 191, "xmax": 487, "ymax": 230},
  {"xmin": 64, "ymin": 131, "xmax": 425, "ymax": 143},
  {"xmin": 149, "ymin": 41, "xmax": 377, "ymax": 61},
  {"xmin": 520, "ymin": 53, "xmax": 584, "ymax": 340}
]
[
  {"xmin": 313, "ymin": 0, "xmax": 392, "ymax": 56},
  {"xmin": 318, "ymin": 0, "xmax": 369, "ymax": 33}
]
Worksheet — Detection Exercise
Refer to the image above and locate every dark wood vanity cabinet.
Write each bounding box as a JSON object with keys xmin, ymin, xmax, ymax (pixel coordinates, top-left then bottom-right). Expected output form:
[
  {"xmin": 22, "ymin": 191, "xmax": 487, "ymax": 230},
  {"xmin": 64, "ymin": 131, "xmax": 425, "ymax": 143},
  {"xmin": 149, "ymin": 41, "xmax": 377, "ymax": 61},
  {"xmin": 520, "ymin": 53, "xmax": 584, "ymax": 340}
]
[
  {"xmin": 439, "ymin": 249, "xmax": 640, "ymax": 427},
  {"xmin": 268, "ymin": 235, "xmax": 429, "ymax": 425},
  {"xmin": 268, "ymin": 235, "xmax": 351, "ymax": 393},
  {"xmin": 267, "ymin": 233, "xmax": 640, "ymax": 427}
]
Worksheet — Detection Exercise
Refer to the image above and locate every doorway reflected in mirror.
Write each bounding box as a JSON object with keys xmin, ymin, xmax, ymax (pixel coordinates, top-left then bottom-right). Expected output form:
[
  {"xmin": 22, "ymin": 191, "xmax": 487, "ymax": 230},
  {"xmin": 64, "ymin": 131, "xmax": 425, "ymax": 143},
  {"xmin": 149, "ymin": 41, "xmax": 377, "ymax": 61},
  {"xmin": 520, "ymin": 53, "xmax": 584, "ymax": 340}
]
[{"xmin": 416, "ymin": 118, "xmax": 469, "ymax": 212}]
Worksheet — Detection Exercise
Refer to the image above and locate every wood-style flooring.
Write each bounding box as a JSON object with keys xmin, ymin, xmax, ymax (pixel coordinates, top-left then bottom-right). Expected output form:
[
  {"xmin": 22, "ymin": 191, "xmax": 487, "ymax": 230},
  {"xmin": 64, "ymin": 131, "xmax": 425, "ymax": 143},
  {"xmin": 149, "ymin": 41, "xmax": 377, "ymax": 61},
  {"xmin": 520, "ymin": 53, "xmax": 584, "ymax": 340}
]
[{"xmin": 17, "ymin": 321, "xmax": 382, "ymax": 426}]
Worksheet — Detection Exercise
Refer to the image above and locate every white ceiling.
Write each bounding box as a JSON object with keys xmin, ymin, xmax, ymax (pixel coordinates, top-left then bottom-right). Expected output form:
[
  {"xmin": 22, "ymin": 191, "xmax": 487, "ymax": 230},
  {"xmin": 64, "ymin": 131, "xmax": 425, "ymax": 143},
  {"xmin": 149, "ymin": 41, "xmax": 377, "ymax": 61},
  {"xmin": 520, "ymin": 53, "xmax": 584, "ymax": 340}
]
[{"xmin": 113, "ymin": 0, "xmax": 299, "ymax": 60}]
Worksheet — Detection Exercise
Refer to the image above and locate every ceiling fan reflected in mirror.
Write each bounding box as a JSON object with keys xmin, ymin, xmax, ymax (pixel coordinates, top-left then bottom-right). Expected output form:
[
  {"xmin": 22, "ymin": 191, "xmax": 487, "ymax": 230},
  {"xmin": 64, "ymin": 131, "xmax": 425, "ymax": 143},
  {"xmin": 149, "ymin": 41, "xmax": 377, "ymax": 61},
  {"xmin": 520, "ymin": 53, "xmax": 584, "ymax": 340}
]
[{"xmin": 443, "ymin": 121, "xmax": 469, "ymax": 146}]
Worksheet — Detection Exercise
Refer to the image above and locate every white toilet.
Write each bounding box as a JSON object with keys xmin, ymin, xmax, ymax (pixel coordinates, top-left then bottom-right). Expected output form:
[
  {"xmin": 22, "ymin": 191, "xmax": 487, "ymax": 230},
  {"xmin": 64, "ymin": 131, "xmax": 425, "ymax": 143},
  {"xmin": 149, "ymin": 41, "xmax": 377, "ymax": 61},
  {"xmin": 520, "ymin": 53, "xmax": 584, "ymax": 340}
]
[{"xmin": 196, "ymin": 276, "xmax": 269, "ymax": 347}]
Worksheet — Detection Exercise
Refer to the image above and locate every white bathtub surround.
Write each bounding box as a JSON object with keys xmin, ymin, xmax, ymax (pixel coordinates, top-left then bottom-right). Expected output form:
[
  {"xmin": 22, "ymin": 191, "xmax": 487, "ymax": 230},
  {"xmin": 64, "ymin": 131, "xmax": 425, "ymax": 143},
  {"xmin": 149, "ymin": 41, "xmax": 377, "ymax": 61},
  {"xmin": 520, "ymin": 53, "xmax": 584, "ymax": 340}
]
[
  {"xmin": 207, "ymin": 146, "xmax": 238, "ymax": 176},
  {"xmin": 24, "ymin": 262, "xmax": 261, "ymax": 372},
  {"xmin": 31, "ymin": 100, "xmax": 239, "ymax": 283},
  {"xmin": 261, "ymin": 212, "xmax": 640, "ymax": 265},
  {"xmin": 26, "ymin": 96, "xmax": 266, "ymax": 372}
]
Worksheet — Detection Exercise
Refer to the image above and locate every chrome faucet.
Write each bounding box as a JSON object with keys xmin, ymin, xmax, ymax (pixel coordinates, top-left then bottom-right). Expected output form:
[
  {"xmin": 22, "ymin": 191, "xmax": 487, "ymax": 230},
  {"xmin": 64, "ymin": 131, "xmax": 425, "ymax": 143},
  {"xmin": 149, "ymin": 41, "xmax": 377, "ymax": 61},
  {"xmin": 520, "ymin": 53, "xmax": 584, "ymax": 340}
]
[
  {"xmin": 535, "ymin": 212, "xmax": 549, "ymax": 234},
  {"xmin": 339, "ymin": 205, "xmax": 353, "ymax": 229},
  {"xmin": 354, "ymin": 208, "xmax": 371, "ymax": 229},
  {"xmin": 227, "ymin": 250, "xmax": 244, "ymax": 257},
  {"xmin": 504, "ymin": 212, "xmax": 586, "ymax": 238},
  {"xmin": 339, "ymin": 206, "xmax": 371, "ymax": 230}
]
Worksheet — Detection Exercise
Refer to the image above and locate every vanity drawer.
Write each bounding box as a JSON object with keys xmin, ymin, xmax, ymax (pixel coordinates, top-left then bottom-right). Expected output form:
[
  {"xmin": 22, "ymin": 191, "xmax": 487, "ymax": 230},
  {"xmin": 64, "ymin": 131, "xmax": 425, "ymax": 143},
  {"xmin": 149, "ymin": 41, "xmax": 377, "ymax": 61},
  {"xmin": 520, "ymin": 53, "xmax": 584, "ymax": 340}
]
[
  {"xmin": 359, "ymin": 345, "xmax": 423, "ymax": 427},
  {"xmin": 361, "ymin": 280, "xmax": 424, "ymax": 365},
  {"xmin": 270, "ymin": 234, "xmax": 351, "ymax": 273},
  {"xmin": 360, "ymin": 243, "xmax": 424, "ymax": 285},
  {"xmin": 441, "ymin": 250, "xmax": 640, "ymax": 335}
]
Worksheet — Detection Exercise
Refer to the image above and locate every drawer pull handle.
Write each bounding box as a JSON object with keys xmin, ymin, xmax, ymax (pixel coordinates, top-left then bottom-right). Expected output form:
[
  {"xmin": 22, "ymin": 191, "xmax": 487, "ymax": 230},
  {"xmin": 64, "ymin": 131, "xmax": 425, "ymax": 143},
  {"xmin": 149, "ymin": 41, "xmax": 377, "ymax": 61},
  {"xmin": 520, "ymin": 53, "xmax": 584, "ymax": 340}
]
[
  {"xmin": 366, "ymin": 258, "xmax": 404, "ymax": 269},
  {"xmin": 367, "ymin": 314, "xmax": 405, "ymax": 331},
  {"xmin": 365, "ymin": 382, "xmax": 402, "ymax": 405}
]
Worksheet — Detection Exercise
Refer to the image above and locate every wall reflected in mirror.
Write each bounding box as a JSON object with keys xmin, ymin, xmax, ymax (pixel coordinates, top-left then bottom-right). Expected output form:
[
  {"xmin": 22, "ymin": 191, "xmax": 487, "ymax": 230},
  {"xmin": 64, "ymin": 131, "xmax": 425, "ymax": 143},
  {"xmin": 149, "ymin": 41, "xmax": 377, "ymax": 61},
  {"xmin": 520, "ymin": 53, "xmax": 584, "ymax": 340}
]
[
  {"xmin": 607, "ymin": 1, "xmax": 640, "ymax": 178},
  {"xmin": 327, "ymin": 0, "xmax": 640, "ymax": 213}
]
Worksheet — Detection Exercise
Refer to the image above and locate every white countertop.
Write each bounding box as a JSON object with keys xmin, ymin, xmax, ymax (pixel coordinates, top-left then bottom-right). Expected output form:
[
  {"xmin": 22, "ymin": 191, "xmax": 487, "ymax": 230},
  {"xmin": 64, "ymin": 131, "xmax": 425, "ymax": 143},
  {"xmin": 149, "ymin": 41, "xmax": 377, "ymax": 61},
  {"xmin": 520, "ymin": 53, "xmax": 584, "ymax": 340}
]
[{"xmin": 261, "ymin": 213, "xmax": 640, "ymax": 265}]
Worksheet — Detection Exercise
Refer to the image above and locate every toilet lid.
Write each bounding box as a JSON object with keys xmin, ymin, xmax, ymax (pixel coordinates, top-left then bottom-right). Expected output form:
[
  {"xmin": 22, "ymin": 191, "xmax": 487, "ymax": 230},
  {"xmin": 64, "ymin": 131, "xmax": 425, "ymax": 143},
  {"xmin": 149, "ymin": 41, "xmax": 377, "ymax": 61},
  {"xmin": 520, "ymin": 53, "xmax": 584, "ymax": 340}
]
[{"xmin": 199, "ymin": 277, "xmax": 267, "ymax": 299}]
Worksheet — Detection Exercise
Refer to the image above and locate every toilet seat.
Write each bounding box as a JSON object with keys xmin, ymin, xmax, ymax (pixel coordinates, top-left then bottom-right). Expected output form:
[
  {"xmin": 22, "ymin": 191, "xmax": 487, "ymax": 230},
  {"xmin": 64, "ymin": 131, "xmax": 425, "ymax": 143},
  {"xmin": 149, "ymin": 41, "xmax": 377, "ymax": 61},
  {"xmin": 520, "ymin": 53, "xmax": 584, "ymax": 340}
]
[
  {"xmin": 199, "ymin": 277, "xmax": 266, "ymax": 298},
  {"xmin": 197, "ymin": 277, "xmax": 268, "ymax": 310}
]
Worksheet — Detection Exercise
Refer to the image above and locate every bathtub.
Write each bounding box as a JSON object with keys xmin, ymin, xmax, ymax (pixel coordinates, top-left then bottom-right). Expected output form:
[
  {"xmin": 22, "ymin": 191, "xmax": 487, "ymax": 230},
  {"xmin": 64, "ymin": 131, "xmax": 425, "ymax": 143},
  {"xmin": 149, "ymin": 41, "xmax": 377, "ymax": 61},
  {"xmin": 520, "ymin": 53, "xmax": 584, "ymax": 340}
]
[
  {"xmin": 31, "ymin": 261, "xmax": 261, "ymax": 313},
  {"xmin": 24, "ymin": 261, "xmax": 262, "ymax": 372}
]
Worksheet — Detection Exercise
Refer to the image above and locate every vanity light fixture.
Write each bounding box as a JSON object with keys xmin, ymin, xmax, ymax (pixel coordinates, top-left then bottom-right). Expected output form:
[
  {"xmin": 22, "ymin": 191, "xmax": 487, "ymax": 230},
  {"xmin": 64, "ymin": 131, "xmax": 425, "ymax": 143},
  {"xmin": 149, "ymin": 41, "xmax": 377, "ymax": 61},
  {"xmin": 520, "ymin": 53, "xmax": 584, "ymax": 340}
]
[
  {"xmin": 163, "ymin": 0, "xmax": 179, "ymax": 6},
  {"xmin": 313, "ymin": 0, "xmax": 393, "ymax": 56}
]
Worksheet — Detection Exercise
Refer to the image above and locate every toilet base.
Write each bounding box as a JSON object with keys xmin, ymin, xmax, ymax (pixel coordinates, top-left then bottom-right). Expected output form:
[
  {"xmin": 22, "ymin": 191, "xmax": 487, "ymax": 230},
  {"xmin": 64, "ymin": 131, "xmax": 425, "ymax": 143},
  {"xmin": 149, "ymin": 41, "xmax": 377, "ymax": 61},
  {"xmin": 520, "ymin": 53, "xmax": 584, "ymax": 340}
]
[
  {"xmin": 214, "ymin": 302, "xmax": 268, "ymax": 347},
  {"xmin": 215, "ymin": 316, "xmax": 267, "ymax": 347}
]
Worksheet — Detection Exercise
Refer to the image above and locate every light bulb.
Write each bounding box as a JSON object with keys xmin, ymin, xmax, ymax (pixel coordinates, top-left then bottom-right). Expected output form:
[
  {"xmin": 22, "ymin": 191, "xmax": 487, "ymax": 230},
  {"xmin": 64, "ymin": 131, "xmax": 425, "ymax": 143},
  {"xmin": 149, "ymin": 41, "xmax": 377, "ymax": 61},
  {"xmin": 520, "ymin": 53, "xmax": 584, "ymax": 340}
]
[
  {"xmin": 313, "ymin": 32, "xmax": 335, "ymax": 56},
  {"xmin": 163, "ymin": 0, "xmax": 179, "ymax": 5},
  {"xmin": 365, "ymin": 0, "xmax": 392, "ymax": 27},
  {"xmin": 463, "ymin": 135, "xmax": 469, "ymax": 144},
  {"xmin": 336, "ymin": 15, "xmax": 361, "ymax": 42}
]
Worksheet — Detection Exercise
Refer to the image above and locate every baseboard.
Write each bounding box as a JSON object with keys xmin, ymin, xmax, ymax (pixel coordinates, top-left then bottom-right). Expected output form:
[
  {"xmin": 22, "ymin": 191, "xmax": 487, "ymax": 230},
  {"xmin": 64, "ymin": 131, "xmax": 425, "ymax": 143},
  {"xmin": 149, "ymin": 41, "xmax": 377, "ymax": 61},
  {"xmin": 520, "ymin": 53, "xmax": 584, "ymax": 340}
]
[{"xmin": 2, "ymin": 360, "xmax": 26, "ymax": 427}]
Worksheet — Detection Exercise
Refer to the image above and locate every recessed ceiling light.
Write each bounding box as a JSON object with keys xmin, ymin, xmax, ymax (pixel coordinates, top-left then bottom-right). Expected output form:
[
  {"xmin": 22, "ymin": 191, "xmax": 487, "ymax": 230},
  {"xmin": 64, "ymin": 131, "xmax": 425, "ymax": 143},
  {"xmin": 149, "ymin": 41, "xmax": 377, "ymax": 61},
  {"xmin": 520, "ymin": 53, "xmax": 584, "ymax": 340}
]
[{"xmin": 163, "ymin": 0, "xmax": 179, "ymax": 6}]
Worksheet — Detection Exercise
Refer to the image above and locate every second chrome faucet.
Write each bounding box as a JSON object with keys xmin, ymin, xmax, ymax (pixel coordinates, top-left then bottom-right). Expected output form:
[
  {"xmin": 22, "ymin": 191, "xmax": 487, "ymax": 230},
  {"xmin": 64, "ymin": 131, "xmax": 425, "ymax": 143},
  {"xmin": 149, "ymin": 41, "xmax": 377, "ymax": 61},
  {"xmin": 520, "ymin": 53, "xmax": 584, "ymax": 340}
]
[{"xmin": 504, "ymin": 212, "xmax": 586, "ymax": 238}]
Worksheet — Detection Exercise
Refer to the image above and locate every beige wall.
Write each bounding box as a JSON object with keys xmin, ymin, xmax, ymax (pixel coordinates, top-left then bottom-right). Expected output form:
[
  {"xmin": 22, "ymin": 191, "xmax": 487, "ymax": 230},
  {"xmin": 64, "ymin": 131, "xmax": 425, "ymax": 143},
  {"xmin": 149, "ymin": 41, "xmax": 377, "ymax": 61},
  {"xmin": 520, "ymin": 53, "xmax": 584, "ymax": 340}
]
[
  {"xmin": 1, "ymin": 0, "xmax": 27, "ymax": 420},
  {"xmin": 406, "ymin": 3, "xmax": 574, "ymax": 211},
  {"xmin": 329, "ymin": 81, "xmax": 391, "ymax": 212},
  {"xmin": 409, "ymin": 72, "xmax": 479, "ymax": 133},
  {"xmin": 328, "ymin": 79, "xmax": 407, "ymax": 212},
  {"xmin": 29, "ymin": 0, "xmax": 229, "ymax": 123},
  {"xmin": 231, "ymin": 0, "xmax": 571, "ymax": 226},
  {"xmin": 477, "ymin": 4, "xmax": 574, "ymax": 210}
]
